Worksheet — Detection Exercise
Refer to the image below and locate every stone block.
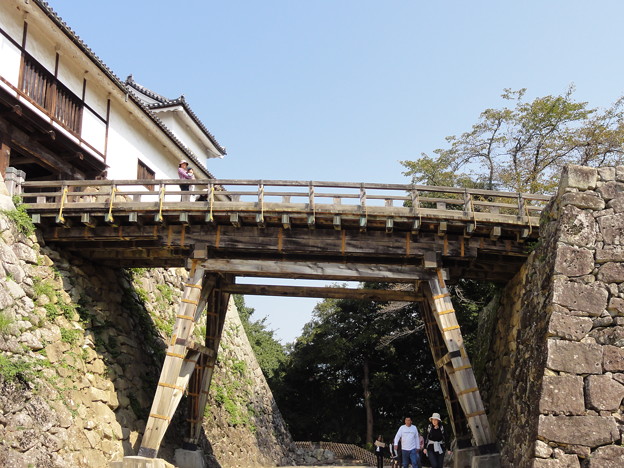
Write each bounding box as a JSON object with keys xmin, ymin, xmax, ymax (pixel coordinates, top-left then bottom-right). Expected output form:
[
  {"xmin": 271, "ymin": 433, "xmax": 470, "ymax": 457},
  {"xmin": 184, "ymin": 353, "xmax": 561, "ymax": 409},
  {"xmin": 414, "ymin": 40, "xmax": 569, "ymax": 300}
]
[
  {"xmin": 589, "ymin": 326, "xmax": 624, "ymax": 346},
  {"xmin": 471, "ymin": 453, "xmax": 501, "ymax": 468},
  {"xmin": 115, "ymin": 456, "xmax": 175, "ymax": 468},
  {"xmin": 174, "ymin": 449, "xmax": 207, "ymax": 468},
  {"xmin": 539, "ymin": 375, "xmax": 585, "ymax": 414},
  {"xmin": 607, "ymin": 197, "xmax": 624, "ymax": 213},
  {"xmin": 534, "ymin": 439, "xmax": 553, "ymax": 458},
  {"xmin": 586, "ymin": 445, "xmax": 624, "ymax": 467},
  {"xmin": 546, "ymin": 340, "xmax": 603, "ymax": 374},
  {"xmin": 547, "ymin": 313, "xmax": 593, "ymax": 341},
  {"xmin": 561, "ymin": 192, "xmax": 605, "ymax": 211},
  {"xmin": 559, "ymin": 206, "xmax": 597, "ymax": 248},
  {"xmin": 552, "ymin": 280, "xmax": 607, "ymax": 317},
  {"xmin": 599, "ymin": 167, "xmax": 616, "ymax": 181},
  {"xmin": 597, "ymin": 181, "xmax": 624, "ymax": 201},
  {"xmin": 560, "ymin": 165, "xmax": 598, "ymax": 191},
  {"xmin": 532, "ymin": 454, "xmax": 580, "ymax": 467},
  {"xmin": 597, "ymin": 262, "xmax": 624, "ymax": 283},
  {"xmin": 585, "ymin": 374, "xmax": 624, "ymax": 411},
  {"xmin": 554, "ymin": 245, "xmax": 594, "ymax": 276},
  {"xmin": 598, "ymin": 213, "xmax": 624, "ymax": 245},
  {"xmin": 603, "ymin": 345, "xmax": 624, "ymax": 371},
  {"xmin": 607, "ymin": 297, "xmax": 624, "ymax": 315},
  {"xmin": 538, "ymin": 415, "xmax": 619, "ymax": 446}
]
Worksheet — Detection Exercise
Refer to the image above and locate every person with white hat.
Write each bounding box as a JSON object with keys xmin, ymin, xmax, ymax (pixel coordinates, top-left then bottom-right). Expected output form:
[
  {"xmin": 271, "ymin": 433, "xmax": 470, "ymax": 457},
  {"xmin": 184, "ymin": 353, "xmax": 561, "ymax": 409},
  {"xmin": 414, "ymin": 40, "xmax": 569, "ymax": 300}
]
[
  {"xmin": 178, "ymin": 160, "xmax": 192, "ymax": 200},
  {"xmin": 423, "ymin": 412, "xmax": 451, "ymax": 468}
]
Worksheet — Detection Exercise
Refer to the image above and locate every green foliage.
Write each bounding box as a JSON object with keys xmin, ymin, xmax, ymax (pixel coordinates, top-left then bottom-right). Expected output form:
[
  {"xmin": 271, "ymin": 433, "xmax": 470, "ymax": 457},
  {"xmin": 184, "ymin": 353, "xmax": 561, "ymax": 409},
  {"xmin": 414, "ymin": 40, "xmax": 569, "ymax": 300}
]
[
  {"xmin": 43, "ymin": 303, "xmax": 59, "ymax": 320},
  {"xmin": 58, "ymin": 302, "xmax": 76, "ymax": 321},
  {"xmin": 33, "ymin": 277, "xmax": 56, "ymax": 303},
  {"xmin": 135, "ymin": 287, "xmax": 149, "ymax": 303},
  {"xmin": 156, "ymin": 284, "xmax": 174, "ymax": 302},
  {"xmin": 401, "ymin": 87, "xmax": 624, "ymax": 194},
  {"xmin": 0, "ymin": 310, "xmax": 12, "ymax": 335},
  {"xmin": 60, "ymin": 328, "xmax": 81, "ymax": 345},
  {"xmin": 274, "ymin": 285, "xmax": 439, "ymax": 445},
  {"xmin": 153, "ymin": 315, "xmax": 174, "ymax": 337},
  {"xmin": 0, "ymin": 196, "xmax": 35, "ymax": 236},
  {"xmin": 128, "ymin": 268, "xmax": 148, "ymax": 278},
  {"xmin": 234, "ymin": 294, "xmax": 287, "ymax": 381},
  {"xmin": 0, "ymin": 354, "xmax": 39, "ymax": 383}
]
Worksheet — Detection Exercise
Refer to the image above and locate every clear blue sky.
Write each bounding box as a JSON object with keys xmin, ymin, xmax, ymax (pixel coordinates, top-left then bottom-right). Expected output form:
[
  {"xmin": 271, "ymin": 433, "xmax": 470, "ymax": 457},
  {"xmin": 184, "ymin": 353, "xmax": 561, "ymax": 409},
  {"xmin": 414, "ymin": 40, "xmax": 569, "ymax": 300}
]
[{"xmin": 51, "ymin": 0, "xmax": 624, "ymax": 343}]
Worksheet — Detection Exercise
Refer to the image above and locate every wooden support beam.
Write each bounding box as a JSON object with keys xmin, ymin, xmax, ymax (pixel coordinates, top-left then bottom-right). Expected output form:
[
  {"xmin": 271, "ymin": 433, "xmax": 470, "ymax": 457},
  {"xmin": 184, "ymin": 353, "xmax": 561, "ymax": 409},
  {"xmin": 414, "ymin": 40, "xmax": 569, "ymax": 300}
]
[
  {"xmin": 438, "ymin": 221, "xmax": 448, "ymax": 236},
  {"xmin": 425, "ymin": 272, "xmax": 495, "ymax": 448},
  {"xmin": 229, "ymin": 213, "xmax": 240, "ymax": 228},
  {"xmin": 81, "ymin": 213, "xmax": 96, "ymax": 228},
  {"xmin": 385, "ymin": 218, "xmax": 393, "ymax": 233},
  {"xmin": 138, "ymin": 266, "xmax": 215, "ymax": 458},
  {"xmin": 179, "ymin": 213, "xmax": 189, "ymax": 225},
  {"xmin": 424, "ymin": 251, "xmax": 438, "ymax": 269},
  {"xmin": 200, "ymin": 258, "xmax": 436, "ymax": 282},
  {"xmin": 359, "ymin": 216, "xmax": 367, "ymax": 232},
  {"xmin": 220, "ymin": 283, "xmax": 424, "ymax": 301}
]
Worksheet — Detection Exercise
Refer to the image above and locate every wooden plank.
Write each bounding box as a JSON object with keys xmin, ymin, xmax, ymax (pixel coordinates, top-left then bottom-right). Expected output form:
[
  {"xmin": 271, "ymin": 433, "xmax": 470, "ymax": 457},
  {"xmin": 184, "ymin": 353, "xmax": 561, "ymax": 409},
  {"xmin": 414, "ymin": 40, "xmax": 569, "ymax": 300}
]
[
  {"xmin": 200, "ymin": 258, "xmax": 436, "ymax": 282},
  {"xmin": 425, "ymin": 272, "xmax": 495, "ymax": 447},
  {"xmin": 220, "ymin": 283, "xmax": 424, "ymax": 301},
  {"xmin": 139, "ymin": 266, "xmax": 212, "ymax": 457}
]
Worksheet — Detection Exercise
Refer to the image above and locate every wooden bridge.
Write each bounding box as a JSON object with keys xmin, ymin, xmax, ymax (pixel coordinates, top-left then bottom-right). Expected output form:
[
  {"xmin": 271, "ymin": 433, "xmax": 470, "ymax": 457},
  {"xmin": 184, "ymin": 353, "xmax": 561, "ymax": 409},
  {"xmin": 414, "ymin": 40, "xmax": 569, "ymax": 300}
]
[{"xmin": 17, "ymin": 178, "xmax": 550, "ymax": 463}]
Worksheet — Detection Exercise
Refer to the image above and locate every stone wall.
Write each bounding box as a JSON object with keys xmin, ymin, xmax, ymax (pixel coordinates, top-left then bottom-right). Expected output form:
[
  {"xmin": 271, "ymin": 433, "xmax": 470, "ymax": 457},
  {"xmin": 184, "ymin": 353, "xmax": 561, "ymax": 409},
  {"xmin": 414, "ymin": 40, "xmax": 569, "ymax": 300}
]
[
  {"xmin": 0, "ymin": 195, "xmax": 296, "ymax": 467},
  {"xmin": 478, "ymin": 165, "xmax": 624, "ymax": 468}
]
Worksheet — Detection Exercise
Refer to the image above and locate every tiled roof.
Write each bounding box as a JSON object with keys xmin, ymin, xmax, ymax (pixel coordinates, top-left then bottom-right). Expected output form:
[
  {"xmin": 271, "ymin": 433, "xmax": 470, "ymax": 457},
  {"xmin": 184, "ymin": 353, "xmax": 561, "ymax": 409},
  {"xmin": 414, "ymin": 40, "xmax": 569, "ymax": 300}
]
[
  {"xmin": 32, "ymin": 0, "xmax": 222, "ymax": 179},
  {"xmin": 126, "ymin": 77, "xmax": 227, "ymax": 156}
]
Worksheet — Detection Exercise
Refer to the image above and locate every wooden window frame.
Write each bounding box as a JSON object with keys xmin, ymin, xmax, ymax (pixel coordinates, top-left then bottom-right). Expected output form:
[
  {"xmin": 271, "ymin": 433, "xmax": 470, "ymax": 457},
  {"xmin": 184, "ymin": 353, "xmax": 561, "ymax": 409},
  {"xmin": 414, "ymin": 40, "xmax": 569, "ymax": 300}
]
[{"xmin": 137, "ymin": 159, "xmax": 155, "ymax": 190}]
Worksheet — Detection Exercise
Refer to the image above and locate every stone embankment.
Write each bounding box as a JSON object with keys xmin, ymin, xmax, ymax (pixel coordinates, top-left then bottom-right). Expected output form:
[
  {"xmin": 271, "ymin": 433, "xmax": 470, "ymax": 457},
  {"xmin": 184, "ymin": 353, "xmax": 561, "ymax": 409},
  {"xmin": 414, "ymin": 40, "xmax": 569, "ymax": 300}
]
[
  {"xmin": 0, "ymin": 189, "xmax": 298, "ymax": 466},
  {"xmin": 477, "ymin": 165, "xmax": 624, "ymax": 468}
]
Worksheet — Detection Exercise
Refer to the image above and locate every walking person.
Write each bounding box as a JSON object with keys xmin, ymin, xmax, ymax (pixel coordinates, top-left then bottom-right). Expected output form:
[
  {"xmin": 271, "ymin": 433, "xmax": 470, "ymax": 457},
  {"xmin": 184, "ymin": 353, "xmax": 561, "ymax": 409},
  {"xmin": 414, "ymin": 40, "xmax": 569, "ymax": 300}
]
[
  {"xmin": 423, "ymin": 413, "xmax": 451, "ymax": 468},
  {"xmin": 374, "ymin": 435, "xmax": 386, "ymax": 468},
  {"xmin": 388, "ymin": 440, "xmax": 399, "ymax": 468},
  {"xmin": 393, "ymin": 417, "xmax": 421, "ymax": 468}
]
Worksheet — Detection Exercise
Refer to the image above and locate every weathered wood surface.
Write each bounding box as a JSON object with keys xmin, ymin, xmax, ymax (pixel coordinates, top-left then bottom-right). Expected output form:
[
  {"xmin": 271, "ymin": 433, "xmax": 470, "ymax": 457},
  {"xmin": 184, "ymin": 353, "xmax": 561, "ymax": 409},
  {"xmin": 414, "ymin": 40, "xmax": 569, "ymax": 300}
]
[
  {"xmin": 425, "ymin": 271, "xmax": 495, "ymax": 449},
  {"xmin": 221, "ymin": 283, "xmax": 425, "ymax": 301},
  {"xmin": 21, "ymin": 179, "xmax": 545, "ymax": 281}
]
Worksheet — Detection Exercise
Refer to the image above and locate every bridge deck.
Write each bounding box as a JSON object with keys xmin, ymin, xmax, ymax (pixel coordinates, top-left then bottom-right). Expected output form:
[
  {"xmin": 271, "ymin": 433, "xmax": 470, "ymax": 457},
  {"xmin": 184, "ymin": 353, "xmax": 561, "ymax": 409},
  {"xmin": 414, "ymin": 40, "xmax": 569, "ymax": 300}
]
[{"xmin": 20, "ymin": 179, "xmax": 550, "ymax": 282}]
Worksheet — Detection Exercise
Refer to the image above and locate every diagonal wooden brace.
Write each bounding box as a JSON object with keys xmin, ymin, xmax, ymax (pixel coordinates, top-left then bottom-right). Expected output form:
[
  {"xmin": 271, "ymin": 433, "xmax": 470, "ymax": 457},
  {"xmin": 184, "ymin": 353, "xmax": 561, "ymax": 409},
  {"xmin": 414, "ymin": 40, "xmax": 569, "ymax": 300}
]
[{"xmin": 137, "ymin": 264, "xmax": 217, "ymax": 458}]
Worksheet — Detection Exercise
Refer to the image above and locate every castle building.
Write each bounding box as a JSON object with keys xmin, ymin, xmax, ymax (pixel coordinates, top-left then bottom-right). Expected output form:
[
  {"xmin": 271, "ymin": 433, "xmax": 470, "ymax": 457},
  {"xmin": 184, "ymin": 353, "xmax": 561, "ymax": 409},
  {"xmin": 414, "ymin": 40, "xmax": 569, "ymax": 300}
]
[{"xmin": 0, "ymin": 0, "xmax": 225, "ymax": 183}]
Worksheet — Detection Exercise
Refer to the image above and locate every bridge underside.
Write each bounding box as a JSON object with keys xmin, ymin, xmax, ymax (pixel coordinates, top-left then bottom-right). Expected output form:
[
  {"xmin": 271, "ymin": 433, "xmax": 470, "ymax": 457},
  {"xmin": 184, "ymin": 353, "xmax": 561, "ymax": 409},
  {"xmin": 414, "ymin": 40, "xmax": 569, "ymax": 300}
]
[
  {"xmin": 35, "ymin": 209, "xmax": 531, "ymax": 284},
  {"xmin": 18, "ymin": 180, "xmax": 544, "ymax": 465}
]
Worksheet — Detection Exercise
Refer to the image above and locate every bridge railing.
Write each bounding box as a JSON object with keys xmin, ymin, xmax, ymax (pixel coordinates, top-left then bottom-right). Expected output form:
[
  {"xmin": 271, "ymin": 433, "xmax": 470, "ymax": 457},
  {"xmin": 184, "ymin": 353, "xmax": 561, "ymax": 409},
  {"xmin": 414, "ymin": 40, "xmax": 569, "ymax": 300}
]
[{"xmin": 18, "ymin": 178, "xmax": 551, "ymax": 227}]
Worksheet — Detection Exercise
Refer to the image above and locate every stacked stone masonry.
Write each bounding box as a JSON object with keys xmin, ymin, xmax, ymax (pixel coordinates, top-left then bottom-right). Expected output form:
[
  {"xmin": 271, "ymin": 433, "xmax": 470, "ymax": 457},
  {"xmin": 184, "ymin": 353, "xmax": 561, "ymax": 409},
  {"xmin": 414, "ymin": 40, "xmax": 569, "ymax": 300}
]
[
  {"xmin": 0, "ymin": 192, "xmax": 297, "ymax": 467},
  {"xmin": 478, "ymin": 165, "xmax": 624, "ymax": 468}
]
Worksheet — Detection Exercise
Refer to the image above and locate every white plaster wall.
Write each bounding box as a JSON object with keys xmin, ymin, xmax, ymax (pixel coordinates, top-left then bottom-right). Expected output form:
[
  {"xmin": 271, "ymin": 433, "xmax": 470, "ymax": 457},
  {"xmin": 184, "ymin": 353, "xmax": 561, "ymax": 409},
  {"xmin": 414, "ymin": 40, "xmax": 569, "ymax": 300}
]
[
  {"xmin": 23, "ymin": 20, "xmax": 56, "ymax": 75},
  {"xmin": 0, "ymin": 1, "xmax": 25, "ymax": 46},
  {"xmin": 0, "ymin": 35, "xmax": 21, "ymax": 86},
  {"xmin": 155, "ymin": 109, "xmax": 222, "ymax": 160},
  {"xmin": 106, "ymin": 101, "xmax": 179, "ymax": 181},
  {"xmin": 81, "ymin": 108, "xmax": 106, "ymax": 154},
  {"xmin": 56, "ymin": 53, "xmax": 85, "ymax": 99},
  {"xmin": 84, "ymin": 79, "xmax": 109, "ymax": 118}
]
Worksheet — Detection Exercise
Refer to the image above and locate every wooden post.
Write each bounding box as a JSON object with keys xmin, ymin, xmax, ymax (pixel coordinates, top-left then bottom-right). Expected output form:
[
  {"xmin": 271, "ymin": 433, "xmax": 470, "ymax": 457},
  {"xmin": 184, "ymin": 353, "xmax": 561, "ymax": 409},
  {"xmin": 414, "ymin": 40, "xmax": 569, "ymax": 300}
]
[
  {"xmin": 0, "ymin": 139, "xmax": 10, "ymax": 179},
  {"xmin": 187, "ymin": 275, "xmax": 231, "ymax": 443},
  {"xmin": 137, "ymin": 263, "xmax": 215, "ymax": 458},
  {"xmin": 423, "ymin": 269, "xmax": 496, "ymax": 453}
]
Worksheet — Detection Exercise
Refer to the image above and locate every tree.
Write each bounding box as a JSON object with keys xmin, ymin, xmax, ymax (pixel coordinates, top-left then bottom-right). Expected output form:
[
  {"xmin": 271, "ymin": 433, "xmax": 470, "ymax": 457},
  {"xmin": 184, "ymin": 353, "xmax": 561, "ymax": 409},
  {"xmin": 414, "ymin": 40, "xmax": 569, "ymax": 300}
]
[
  {"xmin": 234, "ymin": 295, "xmax": 287, "ymax": 382},
  {"xmin": 401, "ymin": 87, "xmax": 624, "ymax": 193},
  {"xmin": 273, "ymin": 284, "xmax": 443, "ymax": 446}
]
